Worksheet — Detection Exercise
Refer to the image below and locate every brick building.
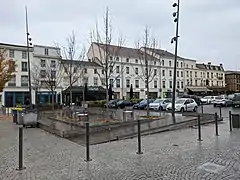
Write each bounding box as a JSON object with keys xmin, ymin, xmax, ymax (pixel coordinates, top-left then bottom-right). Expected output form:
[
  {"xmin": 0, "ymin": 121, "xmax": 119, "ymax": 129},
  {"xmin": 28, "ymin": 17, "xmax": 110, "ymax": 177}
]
[{"xmin": 225, "ymin": 71, "xmax": 240, "ymax": 93}]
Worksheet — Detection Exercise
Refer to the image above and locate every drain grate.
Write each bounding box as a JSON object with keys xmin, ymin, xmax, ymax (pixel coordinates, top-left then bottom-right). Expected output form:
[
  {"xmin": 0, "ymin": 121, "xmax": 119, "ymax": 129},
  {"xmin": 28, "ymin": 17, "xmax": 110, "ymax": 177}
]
[{"xmin": 197, "ymin": 162, "xmax": 225, "ymax": 174}]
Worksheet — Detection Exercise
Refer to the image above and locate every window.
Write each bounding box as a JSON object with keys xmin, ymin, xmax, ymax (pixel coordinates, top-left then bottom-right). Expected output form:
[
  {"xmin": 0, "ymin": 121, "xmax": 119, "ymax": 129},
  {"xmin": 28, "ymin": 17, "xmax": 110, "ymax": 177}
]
[
  {"xmin": 94, "ymin": 77, "xmax": 98, "ymax": 86},
  {"xmin": 110, "ymin": 56, "xmax": 113, "ymax": 60},
  {"xmin": 211, "ymin": 72, "xmax": 213, "ymax": 78},
  {"xmin": 21, "ymin": 75, "xmax": 28, "ymax": 86},
  {"xmin": 177, "ymin": 81, "xmax": 180, "ymax": 88},
  {"xmin": 51, "ymin": 70, "xmax": 56, "ymax": 79},
  {"xmin": 73, "ymin": 67, "xmax": 77, "ymax": 73},
  {"xmin": 83, "ymin": 77, "xmax": 88, "ymax": 84},
  {"xmin": 194, "ymin": 79, "xmax": 197, "ymax": 86},
  {"xmin": 176, "ymin": 61, "xmax": 179, "ymax": 67},
  {"xmin": 126, "ymin": 58, "xmax": 129, "ymax": 62},
  {"xmin": 135, "ymin": 68, "xmax": 138, "ymax": 75},
  {"xmin": 207, "ymin": 72, "xmax": 209, "ymax": 78},
  {"xmin": 181, "ymin": 71, "xmax": 183, "ymax": 77},
  {"xmin": 116, "ymin": 66, "xmax": 120, "ymax": 73},
  {"xmin": 191, "ymin": 65, "xmax": 193, "ymax": 69},
  {"xmin": 169, "ymin": 70, "xmax": 172, "ymax": 77},
  {"xmin": 110, "ymin": 66, "xmax": 113, "ymax": 73},
  {"xmin": 186, "ymin": 64, "xmax": 188, "ymax": 68},
  {"xmin": 44, "ymin": 48, "xmax": 49, "ymax": 55},
  {"xmin": 101, "ymin": 78, "xmax": 106, "ymax": 86},
  {"xmin": 162, "ymin": 81, "xmax": 166, "ymax": 88},
  {"xmin": 169, "ymin": 61, "xmax": 171, "ymax": 67},
  {"xmin": 94, "ymin": 69, "xmax": 97, "ymax": 74},
  {"xmin": 187, "ymin": 71, "xmax": 189, "ymax": 77},
  {"xmin": 116, "ymin": 79, "xmax": 120, "ymax": 88},
  {"xmin": 135, "ymin": 80, "xmax": 139, "ymax": 88},
  {"xmin": 8, "ymin": 75, "xmax": 16, "ymax": 86},
  {"xmin": 180, "ymin": 62, "xmax": 183, "ymax": 68},
  {"xmin": 50, "ymin": 60, "xmax": 56, "ymax": 68},
  {"xmin": 135, "ymin": 59, "xmax": 138, "ymax": 63},
  {"xmin": 162, "ymin": 60, "xmax": 164, "ymax": 66},
  {"xmin": 154, "ymin": 61, "xmax": 156, "ymax": 65},
  {"xmin": 190, "ymin": 71, "xmax": 192, "ymax": 77},
  {"xmin": 21, "ymin": 62, "xmax": 27, "ymax": 72},
  {"xmin": 177, "ymin": 71, "xmax": 179, "ymax": 77},
  {"xmin": 170, "ymin": 81, "xmax": 172, "ymax": 88},
  {"xmin": 84, "ymin": 68, "xmax": 87, "ymax": 73},
  {"xmin": 181, "ymin": 81, "xmax": 184, "ymax": 88},
  {"xmin": 102, "ymin": 69, "xmax": 104, "ymax": 74},
  {"xmin": 162, "ymin": 70, "xmax": 165, "ymax": 76},
  {"xmin": 126, "ymin": 67, "xmax": 129, "ymax": 74},
  {"xmin": 22, "ymin": 51, "xmax": 27, "ymax": 59},
  {"xmin": 126, "ymin": 79, "xmax": 130, "ymax": 88},
  {"xmin": 116, "ymin": 57, "xmax": 119, "ymax": 61},
  {"xmin": 154, "ymin": 81, "xmax": 157, "ymax": 88},
  {"xmin": 195, "ymin": 72, "xmax": 197, "ymax": 77},
  {"xmin": 40, "ymin": 70, "xmax": 46, "ymax": 78},
  {"xmin": 154, "ymin": 69, "xmax": 157, "ymax": 76},
  {"xmin": 110, "ymin": 79, "xmax": 114, "ymax": 87},
  {"xmin": 41, "ymin": 59, "xmax": 46, "ymax": 67},
  {"xmin": 9, "ymin": 50, "xmax": 14, "ymax": 58}
]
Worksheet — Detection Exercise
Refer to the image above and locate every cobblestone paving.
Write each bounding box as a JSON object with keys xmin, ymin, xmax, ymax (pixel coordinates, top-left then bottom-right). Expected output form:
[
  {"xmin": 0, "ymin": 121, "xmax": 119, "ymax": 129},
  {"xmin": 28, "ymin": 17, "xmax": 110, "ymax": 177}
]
[{"xmin": 1, "ymin": 117, "xmax": 240, "ymax": 180}]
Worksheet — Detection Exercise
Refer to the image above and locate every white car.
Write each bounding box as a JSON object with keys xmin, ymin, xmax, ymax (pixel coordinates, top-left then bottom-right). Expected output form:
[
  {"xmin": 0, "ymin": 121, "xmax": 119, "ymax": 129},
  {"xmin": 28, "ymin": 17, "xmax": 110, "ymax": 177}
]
[
  {"xmin": 149, "ymin": 99, "xmax": 171, "ymax": 110},
  {"xmin": 201, "ymin": 96, "xmax": 212, "ymax": 104},
  {"xmin": 166, "ymin": 98, "xmax": 198, "ymax": 112},
  {"xmin": 213, "ymin": 97, "xmax": 232, "ymax": 107}
]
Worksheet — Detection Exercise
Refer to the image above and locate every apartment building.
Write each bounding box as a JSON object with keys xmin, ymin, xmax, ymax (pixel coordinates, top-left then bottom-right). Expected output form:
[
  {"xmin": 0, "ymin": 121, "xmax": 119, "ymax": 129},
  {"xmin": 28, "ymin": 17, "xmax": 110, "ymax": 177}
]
[
  {"xmin": 225, "ymin": 71, "xmax": 240, "ymax": 93},
  {"xmin": 0, "ymin": 43, "xmax": 62, "ymax": 107}
]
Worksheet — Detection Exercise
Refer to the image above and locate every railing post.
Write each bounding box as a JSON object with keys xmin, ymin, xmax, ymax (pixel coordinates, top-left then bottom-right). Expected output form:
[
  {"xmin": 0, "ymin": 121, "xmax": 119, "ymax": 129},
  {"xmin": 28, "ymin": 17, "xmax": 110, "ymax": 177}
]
[
  {"xmin": 229, "ymin": 111, "xmax": 232, "ymax": 132},
  {"xmin": 197, "ymin": 114, "xmax": 202, "ymax": 141},
  {"xmin": 17, "ymin": 126, "xmax": 25, "ymax": 170},
  {"xmin": 219, "ymin": 106, "xmax": 222, "ymax": 120},
  {"xmin": 215, "ymin": 112, "xmax": 219, "ymax": 136},
  {"xmin": 85, "ymin": 115, "xmax": 91, "ymax": 162},
  {"xmin": 136, "ymin": 120, "xmax": 143, "ymax": 154},
  {"xmin": 201, "ymin": 103, "xmax": 204, "ymax": 115}
]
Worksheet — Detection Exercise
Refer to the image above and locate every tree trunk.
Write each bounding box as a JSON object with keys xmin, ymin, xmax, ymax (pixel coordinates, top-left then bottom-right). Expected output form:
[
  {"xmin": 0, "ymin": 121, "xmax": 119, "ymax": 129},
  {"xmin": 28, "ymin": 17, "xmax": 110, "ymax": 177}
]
[
  {"xmin": 69, "ymin": 75, "xmax": 72, "ymax": 107},
  {"xmin": 146, "ymin": 78, "xmax": 150, "ymax": 117}
]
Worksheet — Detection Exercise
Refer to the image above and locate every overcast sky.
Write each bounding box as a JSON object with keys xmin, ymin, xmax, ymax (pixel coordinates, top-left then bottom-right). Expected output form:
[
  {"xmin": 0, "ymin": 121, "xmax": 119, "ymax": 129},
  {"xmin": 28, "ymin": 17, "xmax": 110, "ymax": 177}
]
[{"xmin": 1, "ymin": 0, "xmax": 240, "ymax": 70}]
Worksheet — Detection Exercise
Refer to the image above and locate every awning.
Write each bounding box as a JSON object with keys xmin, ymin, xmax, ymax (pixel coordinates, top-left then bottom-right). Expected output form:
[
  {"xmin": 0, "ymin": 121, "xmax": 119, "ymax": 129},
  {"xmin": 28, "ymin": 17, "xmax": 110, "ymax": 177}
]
[{"xmin": 187, "ymin": 87, "xmax": 212, "ymax": 92}]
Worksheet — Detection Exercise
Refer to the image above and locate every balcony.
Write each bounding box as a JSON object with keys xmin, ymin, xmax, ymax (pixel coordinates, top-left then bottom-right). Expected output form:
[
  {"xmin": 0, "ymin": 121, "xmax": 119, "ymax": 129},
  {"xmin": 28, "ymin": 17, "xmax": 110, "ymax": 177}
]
[{"xmin": 217, "ymin": 77, "xmax": 223, "ymax": 80}]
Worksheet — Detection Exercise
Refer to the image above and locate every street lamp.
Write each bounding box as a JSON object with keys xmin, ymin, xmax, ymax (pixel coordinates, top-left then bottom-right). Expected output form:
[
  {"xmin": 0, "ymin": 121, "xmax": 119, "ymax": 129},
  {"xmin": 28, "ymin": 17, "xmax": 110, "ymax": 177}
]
[
  {"xmin": 25, "ymin": 7, "xmax": 33, "ymax": 109},
  {"xmin": 171, "ymin": 0, "xmax": 180, "ymax": 117}
]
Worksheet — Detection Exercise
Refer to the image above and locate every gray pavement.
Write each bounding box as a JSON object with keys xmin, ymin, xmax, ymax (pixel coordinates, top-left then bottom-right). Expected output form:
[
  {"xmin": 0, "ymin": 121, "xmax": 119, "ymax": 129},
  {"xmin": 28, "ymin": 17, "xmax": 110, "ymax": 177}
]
[{"xmin": 1, "ymin": 117, "xmax": 240, "ymax": 179}]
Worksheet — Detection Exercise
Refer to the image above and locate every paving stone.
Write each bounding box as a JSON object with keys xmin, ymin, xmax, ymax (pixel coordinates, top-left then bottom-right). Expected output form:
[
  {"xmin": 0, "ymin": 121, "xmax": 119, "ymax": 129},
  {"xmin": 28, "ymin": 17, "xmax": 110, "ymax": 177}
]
[{"xmin": 1, "ymin": 118, "xmax": 240, "ymax": 179}]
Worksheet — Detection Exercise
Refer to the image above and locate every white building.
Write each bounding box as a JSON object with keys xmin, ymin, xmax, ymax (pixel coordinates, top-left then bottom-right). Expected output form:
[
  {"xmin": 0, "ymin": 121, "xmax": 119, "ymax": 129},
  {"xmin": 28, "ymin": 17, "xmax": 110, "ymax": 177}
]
[{"xmin": 0, "ymin": 43, "xmax": 63, "ymax": 107}]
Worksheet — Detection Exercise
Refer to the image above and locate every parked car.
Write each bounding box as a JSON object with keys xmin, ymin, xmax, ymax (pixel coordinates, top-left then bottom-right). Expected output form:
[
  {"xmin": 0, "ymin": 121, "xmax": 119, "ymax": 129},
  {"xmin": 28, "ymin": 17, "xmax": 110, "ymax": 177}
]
[
  {"xmin": 213, "ymin": 96, "xmax": 232, "ymax": 107},
  {"xmin": 116, "ymin": 100, "xmax": 136, "ymax": 109},
  {"xmin": 179, "ymin": 95, "xmax": 201, "ymax": 106},
  {"xmin": 133, "ymin": 99, "xmax": 154, "ymax": 110},
  {"xmin": 104, "ymin": 99, "xmax": 120, "ymax": 108},
  {"xmin": 149, "ymin": 99, "xmax": 171, "ymax": 110},
  {"xmin": 232, "ymin": 94, "xmax": 240, "ymax": 107},
  {"xmin": 200, "ymin": 96, "xmax": 213, "ymax": 104},
  {"xmin": 166, "ymin": 98, "xmax": 198, "ymax": 112}
]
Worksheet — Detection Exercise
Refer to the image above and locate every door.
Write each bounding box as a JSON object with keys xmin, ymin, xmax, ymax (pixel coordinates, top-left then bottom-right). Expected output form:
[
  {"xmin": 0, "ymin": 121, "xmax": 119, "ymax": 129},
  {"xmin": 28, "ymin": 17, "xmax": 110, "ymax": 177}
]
[
  {"xmin": 189, "ymin": 99, "xmax": 195, "ymax": 110},
  {"xmin": 184, "ymin": 100, "xmax": 191, "ymax": 111}
]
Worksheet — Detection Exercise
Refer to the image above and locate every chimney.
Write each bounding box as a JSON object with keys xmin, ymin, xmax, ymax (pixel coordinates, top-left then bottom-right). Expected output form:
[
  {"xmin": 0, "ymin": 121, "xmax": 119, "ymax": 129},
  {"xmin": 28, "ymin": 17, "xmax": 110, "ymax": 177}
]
[
  {"xmin": 220, "ymin": 63, "xmax": 222, "ymax": 67},
  {"xmin": 208, "ymin": 62, "xmax": 211, "ymax": 65}
]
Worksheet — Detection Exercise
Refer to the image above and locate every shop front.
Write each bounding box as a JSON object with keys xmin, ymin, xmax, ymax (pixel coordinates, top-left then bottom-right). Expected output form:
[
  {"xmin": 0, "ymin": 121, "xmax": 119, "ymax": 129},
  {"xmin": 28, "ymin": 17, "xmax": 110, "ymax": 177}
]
[{"xmin": 4, "ymin": 92, "xmax": 30, "ymax": 107}]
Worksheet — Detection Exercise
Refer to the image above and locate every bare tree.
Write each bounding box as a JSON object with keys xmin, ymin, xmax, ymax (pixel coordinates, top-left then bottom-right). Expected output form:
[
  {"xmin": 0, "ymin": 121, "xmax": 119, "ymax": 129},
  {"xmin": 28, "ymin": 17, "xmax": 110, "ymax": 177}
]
[
  {"xmin": 31, "ymin": 62, "xmax": 42, "ymax": 105},
  {"xmin": 58, "ymin": 31, "xmax": 86, "ymax": 106},
  {"xmin": 135, "ymin": 27, "xmax": 159, "ymax": 116},
  {"xmin": 90, "ymin": 7, "xmax": 125, "ymax": 109},
  {"xmin": 41, "ymin": 60, "xmax": 63, "ymax": 109}
]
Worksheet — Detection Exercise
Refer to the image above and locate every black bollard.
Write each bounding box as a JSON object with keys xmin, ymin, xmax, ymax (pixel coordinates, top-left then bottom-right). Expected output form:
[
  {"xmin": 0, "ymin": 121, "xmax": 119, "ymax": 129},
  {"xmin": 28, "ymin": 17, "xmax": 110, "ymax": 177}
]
[
  {"xmin": 215, "ymin": 113, "xmax": 219, "ymax": 136},
  {"xmin": 17, "ymin": 126, "xmax": 25, "ymax": 170},
  {"xmin": 219, "ymin": 106, "xmax": 222, "ymax": 120},
  {"xmin": 85, "ymin": 120, "xmax": 92, "ymax": 162},
  {"xmin": 136, "ymin": 120, "xmax": 143, "ymax": 154},
  {"xmin": 197, "ymin": 115, "xmax": 202, "ymax": 141},
  {"xmin": 229, "ymin": 111, "xmax": 232, "ymax": 132}
]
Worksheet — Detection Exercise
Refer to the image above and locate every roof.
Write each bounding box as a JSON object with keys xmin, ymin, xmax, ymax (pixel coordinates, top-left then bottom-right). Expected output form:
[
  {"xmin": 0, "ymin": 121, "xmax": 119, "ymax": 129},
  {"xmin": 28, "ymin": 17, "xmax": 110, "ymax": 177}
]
[
  {"xmin": 93, "ymin": 42, "xmax": 158, "ymax": 60},
  {"xmin": 61, "ymin": 59, "xmax": 101, "ymax": 67},
  {"xmin": 145, "ymin": 47, "xmax": 183, "ymax": 59},
  {"xmin": 225, "ymin": 71, "xmax": 240, "ymax": 75},
  {"xmin": 196, "ymin": 63, "xmax": 224, "ymax": 71},
  {"xmin": 0, "ymin": 42, "xmax": 33, "ymax": 50}
]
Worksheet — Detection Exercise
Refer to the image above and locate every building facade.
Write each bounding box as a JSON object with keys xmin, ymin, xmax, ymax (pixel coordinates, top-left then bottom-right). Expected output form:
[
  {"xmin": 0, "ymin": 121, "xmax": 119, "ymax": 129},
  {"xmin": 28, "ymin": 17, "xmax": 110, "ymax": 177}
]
[{"xmin": 225, "ymin": 71, "xmax": 240, "ymax": 93}]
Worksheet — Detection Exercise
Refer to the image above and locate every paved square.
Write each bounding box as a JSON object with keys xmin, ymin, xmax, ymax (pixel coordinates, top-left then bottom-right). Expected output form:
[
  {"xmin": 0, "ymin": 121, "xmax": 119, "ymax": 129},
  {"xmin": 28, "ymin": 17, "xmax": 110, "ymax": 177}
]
[{"xmin": 1, "ymin": 117, "xmax": 240, "ymax": 179}]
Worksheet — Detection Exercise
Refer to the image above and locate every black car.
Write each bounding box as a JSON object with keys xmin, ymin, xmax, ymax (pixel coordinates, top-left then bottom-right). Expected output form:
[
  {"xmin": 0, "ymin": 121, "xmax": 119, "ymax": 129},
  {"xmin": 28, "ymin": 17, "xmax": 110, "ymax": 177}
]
[
  {"xmin": 180, "ymin": 95, "xmax": 201, "ymax": 106},
  {"xmin": 116, "ymin": 100, "xmax": 136, "ymax": 109},
  {"xmin": 104, "ymin": 99, "xmax": 120, "ymax": 108},
  {"xmin": 232, "ymin": 94, "xmax": 240, "ymax": 107}
]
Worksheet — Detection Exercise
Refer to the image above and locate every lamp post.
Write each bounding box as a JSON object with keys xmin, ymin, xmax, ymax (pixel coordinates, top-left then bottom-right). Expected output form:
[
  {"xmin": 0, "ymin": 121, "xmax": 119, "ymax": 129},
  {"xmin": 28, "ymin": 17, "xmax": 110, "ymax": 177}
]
[
  {"xmin": 171, "ymin": 0, "xmax": 180, "ymax": 117},
  {"xmin": 25, "ymin": 6, "xmax": 33, "ymax": 109}
]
